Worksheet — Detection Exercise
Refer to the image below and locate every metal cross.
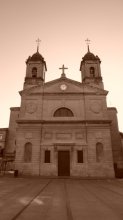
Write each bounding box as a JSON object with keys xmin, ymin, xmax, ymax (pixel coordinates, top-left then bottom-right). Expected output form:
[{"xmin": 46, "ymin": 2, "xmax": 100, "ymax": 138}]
[
  {"xmin": 85, "ymin": 38, "xmax": 90, "ymax": 46},
  {"xmin": 85, "ymin": 38, "xmax": 91, "ymax": 52},
  {"xmin": 36, "ymin": 38, "xmax": 41, "ymax": 52},
  {"xmin": 59, "ymin": 64, "xmax": 68, "ymax": 75}
]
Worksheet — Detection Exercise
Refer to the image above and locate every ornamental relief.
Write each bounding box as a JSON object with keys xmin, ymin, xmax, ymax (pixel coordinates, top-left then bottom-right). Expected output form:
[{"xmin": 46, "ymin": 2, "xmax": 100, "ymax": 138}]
[
  {"xmin": 90, "ymin": 101, "xmax": 102, "ymax": 114},
  {"xmin": 44, "ymin": 132, "xmax": 53, "ymax": 139},
  {"xmin": 26, "ymin": 102, "xmax": 37, "ymax": 114},
  {"xmin": 56, "ymin": 133, "xmax": 72, "ymax": 140}
]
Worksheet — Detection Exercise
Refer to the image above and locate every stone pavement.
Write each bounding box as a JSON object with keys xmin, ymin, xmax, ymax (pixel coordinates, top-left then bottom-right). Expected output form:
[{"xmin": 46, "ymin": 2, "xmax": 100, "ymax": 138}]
[{"xmin": 0, "ymin": 176, "xmax": 123, "ymax": 220}]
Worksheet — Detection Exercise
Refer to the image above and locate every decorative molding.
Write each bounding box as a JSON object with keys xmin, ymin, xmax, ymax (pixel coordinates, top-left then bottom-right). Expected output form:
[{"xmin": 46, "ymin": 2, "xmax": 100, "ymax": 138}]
[
  {"xmin": 10, "ymin": 107, "xmax": 20, "ymax": 111},
  {"xmin": 44, "ymin": 132, "xmax": 53, "ymax": 139},
  {"xmin": 16, "ymin": 119, "xmax": 112, "ymax": 124},
  {"xmin": 0, "ymin": 128, "xmax": 8, "ymax": 131},
  {"xmin": 56, "ymin": 133, "xmax": 72, "ymax": 140},
  {"xmin": 54, "ymin": 143, "xmax": 75, "ymax": 151},
  {"xmin": 25, "ymin": 132, "xmax": 32, "ymax": 139}
]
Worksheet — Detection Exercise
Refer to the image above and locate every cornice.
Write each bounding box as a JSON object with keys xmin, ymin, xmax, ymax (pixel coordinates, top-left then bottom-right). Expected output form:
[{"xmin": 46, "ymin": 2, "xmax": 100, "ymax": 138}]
[{"xmin": 16, "ymin": 119, "xmax": 111, "ymax": 125}]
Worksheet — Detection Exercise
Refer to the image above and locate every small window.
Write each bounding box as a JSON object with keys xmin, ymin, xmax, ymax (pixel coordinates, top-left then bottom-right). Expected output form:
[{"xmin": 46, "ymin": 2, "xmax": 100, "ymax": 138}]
[
  {"xmin": 77, "ymin": 150, "xmax": 83, "ymax": 163},
  {"xmin": 32, "ymin": 67, "xmax": 37, "ymax": 78},
  {"xmin": 90, "ymin": 67, "xmax": 95, "ymax": 77},
  {"xmin": 44, "ymin": 150, "xmax": 50, "ymax": 163}
]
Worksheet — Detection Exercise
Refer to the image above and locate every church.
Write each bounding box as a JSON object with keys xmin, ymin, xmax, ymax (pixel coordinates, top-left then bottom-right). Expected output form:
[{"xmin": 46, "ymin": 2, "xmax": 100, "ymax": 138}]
[{"xmin": 0, "ymin": 41, "xmax": 123, "ymax": 178}]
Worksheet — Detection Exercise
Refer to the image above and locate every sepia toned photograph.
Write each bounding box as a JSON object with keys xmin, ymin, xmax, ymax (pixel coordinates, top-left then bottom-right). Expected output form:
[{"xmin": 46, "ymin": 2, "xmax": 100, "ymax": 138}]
[{"xmin": 0, "ymin": 0, "xmax": 123, "ymax": 219}]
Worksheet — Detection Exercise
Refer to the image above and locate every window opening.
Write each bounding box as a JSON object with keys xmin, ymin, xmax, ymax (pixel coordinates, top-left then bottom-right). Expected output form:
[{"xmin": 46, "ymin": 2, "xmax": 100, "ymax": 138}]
[
  {"xmin": 77, "ymin": 150, "xmax": 83, "ymax": 163},
  {"xmin": 44, "ymin": 150, "xmax": 50, "ymax": 163},
  {"xmin": 90, "ymin": 67, "xmax": 95, "ymax": 77},
  {"xmin": 54, "ymin": 107, "xmax": 74, "ymax": 117},
  {"xmin": 32, "ymin": 67, "xmax": 37, "ymax": 78}
]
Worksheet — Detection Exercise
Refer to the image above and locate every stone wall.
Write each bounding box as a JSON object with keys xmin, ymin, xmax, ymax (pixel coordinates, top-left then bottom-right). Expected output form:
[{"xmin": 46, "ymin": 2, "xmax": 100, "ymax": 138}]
[
  {"xmin": 0, "ymin": 128, "xmax": 8, "ymax": 150},
  {"xmin": 108, "ymin": 107, "xmax": 123, "ymax": 168},
  {"xmin": 15, "ymin": 122, "xmax": 115, "ymax": 178},
  {"xmin": 7, "ymin": 107, "xmax": 20, "ymax": 152}
]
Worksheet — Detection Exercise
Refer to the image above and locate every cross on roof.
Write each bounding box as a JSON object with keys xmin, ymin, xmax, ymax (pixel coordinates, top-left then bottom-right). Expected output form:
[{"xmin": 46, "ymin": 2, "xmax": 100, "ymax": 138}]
[
  {"xmin": 85, "ymin": 38, "xmax": 91, "ymax": 52},
  {"xmin": 36, "ymin": 38, "xmax": 41, "ymax": 52},
  {"xmin": 59, "ymin": 64, "xmax": 68, "ymax": 77}
]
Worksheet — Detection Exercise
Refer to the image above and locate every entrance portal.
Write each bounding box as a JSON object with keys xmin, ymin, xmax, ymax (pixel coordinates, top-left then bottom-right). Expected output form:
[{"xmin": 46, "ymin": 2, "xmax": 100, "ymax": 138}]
[{"xmin": 58, "ymin": 151, "xmax": 70, "ymax": 176}]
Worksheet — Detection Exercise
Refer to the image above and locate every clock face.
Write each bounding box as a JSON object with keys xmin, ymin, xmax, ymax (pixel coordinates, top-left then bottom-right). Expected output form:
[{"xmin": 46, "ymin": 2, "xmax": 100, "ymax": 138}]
[{"xmin": 60, "ymin": 84, "xmax": 67, "ymax": 90}]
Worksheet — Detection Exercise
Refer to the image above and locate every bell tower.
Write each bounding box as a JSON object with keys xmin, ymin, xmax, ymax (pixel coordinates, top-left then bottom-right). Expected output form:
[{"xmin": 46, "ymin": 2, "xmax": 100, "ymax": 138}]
[
  {"xmin": 24, "ymin": 39, "xmax": 47, "ymax": 89},
  {"xmin": 80, "ymin": 39, "xmax": 104, "ymax": 89}
]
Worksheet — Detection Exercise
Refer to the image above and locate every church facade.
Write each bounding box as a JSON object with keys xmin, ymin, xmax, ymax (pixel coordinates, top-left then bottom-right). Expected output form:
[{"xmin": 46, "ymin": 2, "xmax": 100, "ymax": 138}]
[{"xmin": 0, "ymin": 45, "xmax": 123, "ymax": 178}]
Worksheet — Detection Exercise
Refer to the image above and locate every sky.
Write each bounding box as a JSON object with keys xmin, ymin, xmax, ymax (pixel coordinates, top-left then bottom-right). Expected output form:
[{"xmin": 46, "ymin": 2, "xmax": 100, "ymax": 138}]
[{"xmin": 0, "ymin": 0, "xmax": 123, "ymax": 131}]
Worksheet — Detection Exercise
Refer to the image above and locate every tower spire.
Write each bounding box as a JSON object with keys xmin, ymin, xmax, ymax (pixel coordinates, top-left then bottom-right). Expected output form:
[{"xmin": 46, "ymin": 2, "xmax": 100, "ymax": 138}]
[
  {"xmin": 36, "ymin": 38, "xmax": 41, "ymax": 52},
  {"xmin": 85, "ymin": 38, "xmax": 90, "ymax": 52}
]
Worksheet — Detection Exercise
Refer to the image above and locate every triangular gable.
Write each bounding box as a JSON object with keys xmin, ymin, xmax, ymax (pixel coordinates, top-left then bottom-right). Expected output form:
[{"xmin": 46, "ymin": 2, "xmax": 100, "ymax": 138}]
[
  {"xmin": 20, "ymin": 77, "xmax": 108, "ymax": 96},
  {"xmin": 44, "ymin": 77, "xmax": 83, "ymax": 93}
]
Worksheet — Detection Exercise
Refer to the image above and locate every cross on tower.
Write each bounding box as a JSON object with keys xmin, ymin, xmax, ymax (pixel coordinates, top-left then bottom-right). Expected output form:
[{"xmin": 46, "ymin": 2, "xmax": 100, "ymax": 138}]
[
  {"xmin": 36, "ymin": 38, "xmax": 41, "ymax": 52},
  {"xmin": 85, "ymin": 38, "xmax": 91, "ymax": 52},
  {"xmin": 59, "ymin": 64, "xmax": 68, "ymax": 77}
]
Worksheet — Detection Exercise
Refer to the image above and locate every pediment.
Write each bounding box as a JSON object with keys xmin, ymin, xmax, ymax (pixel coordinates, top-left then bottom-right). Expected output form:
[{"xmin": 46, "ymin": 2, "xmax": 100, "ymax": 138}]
[
  {"xmin": 44, "ymin": 78, "xmax": 83, "ymax": 93},
  {"xmin": 20, "ymin": 77, "xmax": 108, "ymax": 96}
]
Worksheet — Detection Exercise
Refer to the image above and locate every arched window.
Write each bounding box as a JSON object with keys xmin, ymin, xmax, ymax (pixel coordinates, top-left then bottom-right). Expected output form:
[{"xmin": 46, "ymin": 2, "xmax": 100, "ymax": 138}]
[
  {"xmin": 24, "ymin": 142, "xmax": 32, "ymax": 162},
  {"xmin": 54, "ymin": 107, "xmax": 74, "ymax": 117},
  {"xmin": 32, "ymin": 67, "xmax": 37, "ymax": 78},
  {"xmin": 90, "ymin": 67, "xmax": 95, "ymax": 77},
  {"xmin": 96, "ymin": 142, "xmax": 104, "ymax": 162}
]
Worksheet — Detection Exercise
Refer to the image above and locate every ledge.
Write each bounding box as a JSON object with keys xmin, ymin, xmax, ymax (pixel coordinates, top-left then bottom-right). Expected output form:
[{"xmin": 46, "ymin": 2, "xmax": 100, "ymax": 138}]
[
  {"xmin": 16, "ymin": 119, "xmax": 111, "ymax": 125},
  {"xmin": 0, "ymin": 128, "xmax": 8, "ymax": 131},
  {"xmin": 10, "ymin": 107, "xmax": 20, "ymax": 111}
]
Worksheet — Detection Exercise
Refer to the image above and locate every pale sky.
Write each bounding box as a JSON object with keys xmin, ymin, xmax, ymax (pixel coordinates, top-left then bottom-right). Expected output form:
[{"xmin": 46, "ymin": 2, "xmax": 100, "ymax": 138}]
[{"xmin": 0, "ymin": 0, "xmax": 123, "ymax": 131}]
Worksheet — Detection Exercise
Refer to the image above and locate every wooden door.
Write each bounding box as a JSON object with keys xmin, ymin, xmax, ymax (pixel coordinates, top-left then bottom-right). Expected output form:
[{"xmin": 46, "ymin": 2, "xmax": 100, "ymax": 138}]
[{"xmin": 58, "ymin": 151, "xmax": 70, "ymax": 176}]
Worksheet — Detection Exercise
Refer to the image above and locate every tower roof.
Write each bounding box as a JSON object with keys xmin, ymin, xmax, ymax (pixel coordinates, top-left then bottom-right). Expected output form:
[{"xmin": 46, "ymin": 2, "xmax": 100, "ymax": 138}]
[
  {"xmin": 80, "ymin": 49, "xmax": 101, "ymax": 71},
  {"xmin": 26, "ymin": 51, "xmax": 44, "ymax": 63},
  {"xmin": 30, "ymin": 51, "xmax": 44, "ymax": 61},
  {"xmin": 82, "ymin": 51, "xmax": 100, "ymax": 61},
  {"xmin": 26, "ymin": 51, "xmax": 47, "ymax": 70}
]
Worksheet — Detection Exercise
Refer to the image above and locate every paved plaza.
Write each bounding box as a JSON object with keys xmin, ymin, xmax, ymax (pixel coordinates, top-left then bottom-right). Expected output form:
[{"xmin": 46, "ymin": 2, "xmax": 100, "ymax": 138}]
[{"xmin": 0, "ymin": 176, "xmax": 123, "ymax": 220}]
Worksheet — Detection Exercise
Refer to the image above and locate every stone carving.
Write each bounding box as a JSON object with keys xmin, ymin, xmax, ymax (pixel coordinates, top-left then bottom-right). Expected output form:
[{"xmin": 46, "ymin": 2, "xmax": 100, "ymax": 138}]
[
  {"xmin": 44, "ymin": 133, "xmax": 53, "ymax": 139},
  {"xmin": 26, "ymin": 102, "xmax": 37, "ymax": 114},
  {"xmin": 56, "ymin": 133, "xmax": 72, "ymax": 140},
  {"xmin": 90, "ymin": 101, "xmax": 101, "ymax": 114}
]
